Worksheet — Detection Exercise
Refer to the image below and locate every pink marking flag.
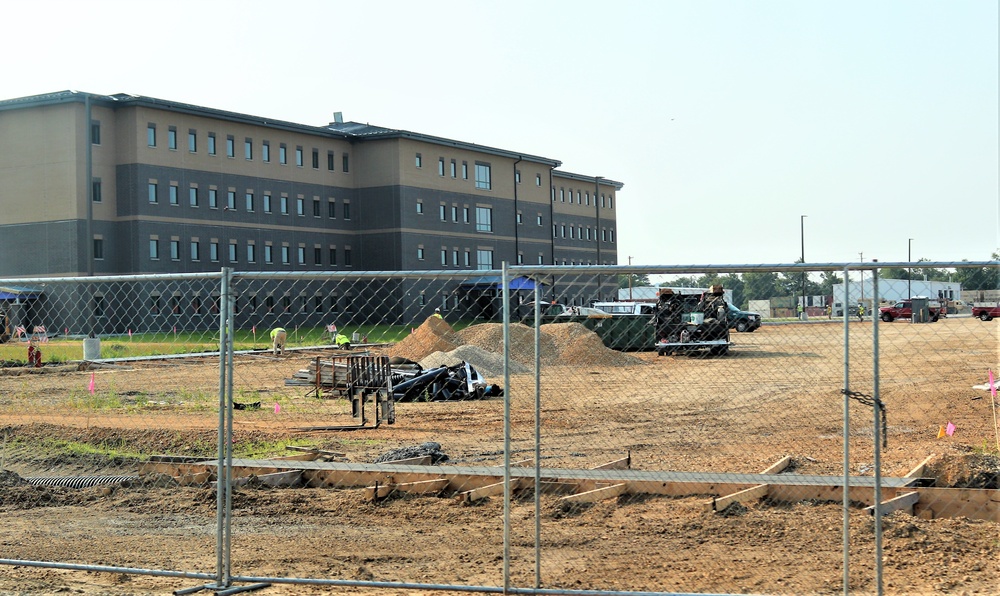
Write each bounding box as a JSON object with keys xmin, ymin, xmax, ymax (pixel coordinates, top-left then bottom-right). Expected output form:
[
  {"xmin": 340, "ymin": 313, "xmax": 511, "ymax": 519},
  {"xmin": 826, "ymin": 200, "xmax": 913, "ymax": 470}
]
[
  {"xmin": 88, "ymin": 373, "xmax": 95, "ymax": 394},
  {"xmin": 128, "ymin": 329, "xmax": 132, "ymax": 338},
  {"xmin": 945, "ymin": 422, "xmax": 956, "ymax": 437},
  {"xmin": 990, "ymin": 369, "xmax": 996, "ymax": 398},
  {"xmin": 274, "ymin": 402, "xmax": 281, "ymax": 414}
]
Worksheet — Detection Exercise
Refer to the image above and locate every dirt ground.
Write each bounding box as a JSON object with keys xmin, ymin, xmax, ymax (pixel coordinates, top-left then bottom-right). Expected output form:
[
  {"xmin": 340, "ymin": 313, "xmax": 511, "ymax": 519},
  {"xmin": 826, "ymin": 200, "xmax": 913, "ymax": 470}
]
[{"xmin": 0, "ymin": 317, "xmax": 998, "ymax": 595}]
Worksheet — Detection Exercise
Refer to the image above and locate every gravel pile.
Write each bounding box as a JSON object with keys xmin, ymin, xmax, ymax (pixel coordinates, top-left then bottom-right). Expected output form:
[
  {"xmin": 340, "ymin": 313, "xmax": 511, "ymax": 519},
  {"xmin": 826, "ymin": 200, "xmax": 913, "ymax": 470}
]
[
  {"xmin": 387, "ymin": 316, "xmax": 460, "ymax": 361},
  {"xmin": 374, "ymin": 442, "xmax": 449, "ymax": 464},
  {"xmin": 541, "ymin": 322, "xmax": 646, "ymax": 367},
  {"xmin": 420, "ymin": 345, "xmax": 529, "ymax": 378}
]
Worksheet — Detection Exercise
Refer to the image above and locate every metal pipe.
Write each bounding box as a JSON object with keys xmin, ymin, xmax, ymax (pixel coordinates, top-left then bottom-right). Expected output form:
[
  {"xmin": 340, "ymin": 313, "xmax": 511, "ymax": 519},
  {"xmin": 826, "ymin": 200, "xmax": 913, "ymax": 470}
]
[
  {"xmin": 215, "ymin": 267, "xmax": 229, "ymax": 586},
  {"xmin": 224, "ymin": 267, "xmax": 236, "ymax": 587},
  {"xmin": 871, "ymin": 265, "xmax": 883, "ymax": 595},
  {"xmin": 533, "ymin": 281, "xmax": 541, "ymax": 588},
  {"xmin": 841, "ymin": 265, "xmax": 851, "ymax": 596},
  {"xmin": 501, "ymin": 262, "xmax": 512, "ymax": 593}
]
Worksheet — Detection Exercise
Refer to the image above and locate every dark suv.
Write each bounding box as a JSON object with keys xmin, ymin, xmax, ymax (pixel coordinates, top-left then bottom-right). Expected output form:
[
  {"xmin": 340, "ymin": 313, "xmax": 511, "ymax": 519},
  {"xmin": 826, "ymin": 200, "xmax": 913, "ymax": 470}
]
[{"xmin": 727, "ymin": 303, "xmax": 761, "ymax": 332}]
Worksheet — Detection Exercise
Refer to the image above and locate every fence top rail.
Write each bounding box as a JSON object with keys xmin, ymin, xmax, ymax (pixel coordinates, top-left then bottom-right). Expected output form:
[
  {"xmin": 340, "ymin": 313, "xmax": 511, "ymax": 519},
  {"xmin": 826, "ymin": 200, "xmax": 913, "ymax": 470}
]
[
  {"xmin": 510, "ymin": 261, "xmax": 999, "ymax": 275},
  {"xmin": 0, "ymin": 272, "xmax": 225, "ymax": 286}
]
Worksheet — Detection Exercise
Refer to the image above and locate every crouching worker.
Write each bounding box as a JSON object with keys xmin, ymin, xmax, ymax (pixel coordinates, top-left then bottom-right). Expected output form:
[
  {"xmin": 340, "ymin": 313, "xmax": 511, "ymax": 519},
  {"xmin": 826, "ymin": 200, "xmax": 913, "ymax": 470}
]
[{"xmin": 270, "ymin": 326, "xmax": 287, "ymax": 356}]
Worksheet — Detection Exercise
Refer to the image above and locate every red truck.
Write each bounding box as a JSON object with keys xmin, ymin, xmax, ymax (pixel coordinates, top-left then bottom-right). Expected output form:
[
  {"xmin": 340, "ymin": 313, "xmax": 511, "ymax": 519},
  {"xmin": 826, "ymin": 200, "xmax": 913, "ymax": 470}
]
[
  {"xmin": 878, "ymin": 299, "xmax": 944, "ymax": 322},
  {"xmin": 972, "ymin": 303, "xmax": 1000, "ymax": 321}
]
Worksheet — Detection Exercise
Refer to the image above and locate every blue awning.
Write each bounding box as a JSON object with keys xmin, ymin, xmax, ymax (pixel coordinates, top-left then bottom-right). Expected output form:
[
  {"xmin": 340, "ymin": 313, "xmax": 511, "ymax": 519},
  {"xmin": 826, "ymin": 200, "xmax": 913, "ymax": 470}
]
[
  {"xmin": 458, "ymin": 276, "xmax": 545, "ymax": 291},
  {"xmin": 0, "ymin": 286, "xmax": 42, "ymax": 301}
]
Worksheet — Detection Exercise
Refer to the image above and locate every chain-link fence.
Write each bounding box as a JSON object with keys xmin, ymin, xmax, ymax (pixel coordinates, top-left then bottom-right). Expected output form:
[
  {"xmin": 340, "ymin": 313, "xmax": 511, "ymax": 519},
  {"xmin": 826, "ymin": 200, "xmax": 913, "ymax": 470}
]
[{"xmin": 1, "ymin": 263, "xmax": 997, "ymax": 594}]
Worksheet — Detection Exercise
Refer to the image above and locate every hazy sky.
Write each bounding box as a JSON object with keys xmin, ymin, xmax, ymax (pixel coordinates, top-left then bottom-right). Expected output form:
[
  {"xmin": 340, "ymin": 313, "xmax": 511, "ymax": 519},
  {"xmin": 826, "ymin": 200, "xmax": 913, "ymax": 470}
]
[{"xmin": 3, "ymin": 0, "xmax": 997, "ymax": 267}]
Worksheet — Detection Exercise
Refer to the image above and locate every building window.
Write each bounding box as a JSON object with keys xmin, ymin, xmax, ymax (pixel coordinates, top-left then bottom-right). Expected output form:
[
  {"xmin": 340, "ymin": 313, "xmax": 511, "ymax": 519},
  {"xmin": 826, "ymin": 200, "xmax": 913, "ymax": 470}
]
[
  {"xmin": 281, "ymin": 246, "xmax": 290, "ymax": 265},
  {"xmin": 168, "ymin": 127, "xmax": 177, "ymax": 150},
  {"xmin": 440, "ymin": 249, "xmax": 447, "ymax": 265},
  {"xmin": 150, "ymin": 295, "xmax": 161, "ymax": 316},
  {"xmin": 439, "ymin": 205, "xmax": 446, "ymax": 221},
  {"xmin": 415, "ymin": 153, "xmax": 422, "ymax": 168},
  {"xmin": 450, "ymin": 159, "xmax": 457, "ymax": 178},
  {"xmin": 475, "ymin": 163, "xmax": 491, "ymax": 190},
  {"xmin": 263, "ymin": 194, "xmax": 272, "ymax": 213},
  {"xmin": 170, "ymin": 240, "xmax": 180, "ymax": 261},
  {"xmin": 462, "ymin": 161, "xmax": 468, "ymax": 179},
  {"xmin": 227, "ymin": 191, "xmax": 236, "ymax": 210},
  {"xmin": 280, "ymin": 196, "xmax": 289, "ymax": 215},
  {"xmin": 342, "ymin": 153, "xmax": 349, "ymax": 172},
  {"xmin": 169, "ymin": 184, "xmax": 179, "ymax": 205},
  {"xmin": 538, "ymin": 254, "xmax": 544, "ymax": 265},
  {"xmin": 560, "ymin": 188, "xmax": 565, "ymax": 202},
  {"xmin": 92, "ymin": 179, "xmax": 102, "ymax": 203},
  {"xmin": 476, "ymin": 250, "xmax": 494, "ymax": 270},
  {"xmin": 297, "ymin": 246, "xmax": 305, "ymax": 265},
  {"xmin": 327, "ymin": 151, "xmax": 335, "ymax": 171},
  {"xmin": 210, "ymin": 241, "xmax": 219, "ymax": 262},
  {"xmin": 191, "ymin": 296, "xmax": 202, "ymax": 316},
  {"xmin": 536, "ymin": 174, "xmax": 541, "ymax": 186},
  {"xmin": 464, "ymin": 251, "xmax": 470, "ymax": 267},
  {"xmin": 246, "ymin": 193, "xmax": 254, "ymax": 212},
  {"xmin": 417, "ymin": 247, "xmax": 425, "ymax": 260},
  {"xmin": 314, "ymin": 295, "xmax": 324, "ymax": 312},
  {"xmin": 94, "ymin": 295, "xmax": 105, "ymax": 318},
  {"xmin": 329, "ymin": 246, "xmax": 337, "ymax": 266},
  {"xmin": 516, "ymin": 212, "xmax": 523, "ymax": 225},
  {"xmin": 208, "ymin": 133, "xmax": 216, "ymax": 155},
  {"xmin": 476, "ymin": 207, "xmax": 493, "ymax": 232},
  {"xmin": 228, "ymin": 243, "xmax": 238, "ymax": 263},
  {"xmin": 262, "ymin": 141, "xmax": 270, "ymax": 162},
  {"xmin": 264, "ymin": 245, "xmax": 273, "ymax": 264},
  {"xmin": 209, "ymin": 189, "xmax": 218, "ymax": 209},
  {"xmin": 313, "ymin": 199, "xmax": 321, "ymax": 217},
  {"xmin": 295, "ymin": 146, "xmax": 303, "ymax": 167},
  {"xmin": 463, "ymin": 207, "xmax": 470, "ymax": 223},
  {"xmin": 170, "ymin": 296, "xmax": 181, "ymax": 316},
  {"xmin": 149, "ymin": 239, "xmax": 159, "ymax": 259},
  {"xmin": 245, "ymin": 138, "xmax": 253, "ymax": 160},
  {"xmin": 312, "ymin": 149, "xmax": 319, "ymax": 169},
  {"xmin": 147, "ymin": 124, "xmax": 156, "ymax": 147},
  {"xmin": 451, "ymin": 206, "xmax": 458, "ymax": 222},
  {"xmin": 452, "ymin": 250, "xmax": 459, "ymax": 266},
  {"xmin": 279, "ymin": 144, "xmax": 287, "ymax": 164},
  {"xmin": 328, "ymin": 200, "xmax": 336, "ymax": 218},
  {"xmin": 416, "ymin": 201, "xmax": 423, "ymax": 214},
  {"xmin": 91, "ymin": 121, "xmax": 101, "ymax": 145},
  {"xmin": 438, "ymin": 157, "xmax": 445, "ymax": 176},
  {"xmin": 189, "ymin": 187, "xmax": 198, "ymax": 207},
  {"xmin": 148, "ymin": 183, "xmax": 158, "ymax": 203},
  {"xmin": 93, "ymin": 238, "xmax": 104, "ymax": 260},
  {"xmin": 226, "ymin": 135, "xmax": 235, "ymax": 158},
  {"xmin": 536, "ymin": 214, "xmax": 542, "ymax": 226},
  {"xmin": 314, "ymin": 247, "xmax": 322, "ymax": 266},
  {"xmin": 296, "ymin": 197, "xmax": 304, "ymax": 216},
  {"xmin": 191, "ymin": 241, "xmax": 200, "ymax": 261},
  {"xmin": 515, "ymin": 170, "xmax": 521, "ymax": 184},
  {"xmin": 247, "ymin": 244, "xmax": 256, "ymax": 263},
  {"xmin": 517, "ymin": 253, "xmax": 524, "ymax": 265},
  {"xmin": 344, "ymin": 248, "xmax": 352, "ymax": 266},
  {"xmin": 343, "ymin": 202, "xmax": 351, "ymax": 220}
]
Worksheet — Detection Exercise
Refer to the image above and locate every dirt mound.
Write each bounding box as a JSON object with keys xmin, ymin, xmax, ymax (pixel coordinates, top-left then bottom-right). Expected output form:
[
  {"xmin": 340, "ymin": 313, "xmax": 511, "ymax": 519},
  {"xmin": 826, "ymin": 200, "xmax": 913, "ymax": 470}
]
[
  {"xmin": 457, "ymin": 323, "xmax": 559, "ymax": 366},
  {"xmin": 540, "ymin": 322, "xmax": 646, "ymax": 367},
  {"xmin": 924, "ymin": 452, "xmax": 1000, "ymax": 489},
  {"xmin": 387, "ymin": 316, "xmax": 461, "ymax": 361},
  {"xmin": 0, "ymin": 469, "xmax": 28, "ymax": 487}
]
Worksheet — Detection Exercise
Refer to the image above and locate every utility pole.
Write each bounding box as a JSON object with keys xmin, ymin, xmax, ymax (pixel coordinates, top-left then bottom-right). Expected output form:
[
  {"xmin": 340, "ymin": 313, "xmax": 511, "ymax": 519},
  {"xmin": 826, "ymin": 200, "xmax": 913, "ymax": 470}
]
[
  {"xmin": 908, "ymin": 238, "xmax": 913, "ymax": 300},
  {"xmin": 628, "ymin": 256, "xmax": 633, "ymax": 301},
  {"xmin": 859, "ymin": 252, "xmax": 864, "ymax": 306},
  {"xmin": 800, "ymin": 215, "xmax": 807, "ymax": 318}
]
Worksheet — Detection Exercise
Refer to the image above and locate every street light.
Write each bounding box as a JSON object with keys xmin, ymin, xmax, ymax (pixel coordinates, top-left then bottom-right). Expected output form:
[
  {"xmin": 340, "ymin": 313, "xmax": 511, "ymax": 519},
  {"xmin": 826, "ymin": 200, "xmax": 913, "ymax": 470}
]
[
  {"xmin": 628, "ymin": 256, "xmax": 633, "ymax": 301},
  {"xmin": 800, "ymin": 215, "xmax": 807, "ymax": 318},
  {"xmin": 908, "ymin": 238, "xmax": 913, "ymax": 300}
]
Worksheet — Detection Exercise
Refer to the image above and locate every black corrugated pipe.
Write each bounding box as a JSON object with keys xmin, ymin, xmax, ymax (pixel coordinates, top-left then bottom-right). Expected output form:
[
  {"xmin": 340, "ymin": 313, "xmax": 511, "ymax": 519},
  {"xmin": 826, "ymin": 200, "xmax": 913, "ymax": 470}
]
[{"xmin": 23, "ymin": 475, "xmax": 141, "ymax": 489}]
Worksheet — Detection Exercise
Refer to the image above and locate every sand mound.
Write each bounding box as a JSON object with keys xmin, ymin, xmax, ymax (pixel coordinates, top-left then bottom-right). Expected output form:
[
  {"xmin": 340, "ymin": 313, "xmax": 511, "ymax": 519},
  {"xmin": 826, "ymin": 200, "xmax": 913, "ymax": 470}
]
[
  {"xmin": 387, "ymin": 316, "xmax": 460, "ymax": 361},
  {"xmin": 389, "ymin": 318, "xmax": 645, "ymax": 370}
]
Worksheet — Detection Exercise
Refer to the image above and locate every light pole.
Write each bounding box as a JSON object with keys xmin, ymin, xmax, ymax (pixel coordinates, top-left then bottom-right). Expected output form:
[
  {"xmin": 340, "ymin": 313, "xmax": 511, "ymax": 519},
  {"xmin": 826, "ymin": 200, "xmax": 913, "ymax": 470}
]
[
  {"xmin": 859, "ymin": 252, "xmax": 864, "ymax": 306},
  {"xmin": 628, "ymin": 256, "xmax": 633, "ymax": 301},
  {"xmin": 908, "ymin": 238, "xmax": 913, "ymax": 300},
  {"xmin": 800, "ymin": 215, "xmax": 807, "ymax": 318}
]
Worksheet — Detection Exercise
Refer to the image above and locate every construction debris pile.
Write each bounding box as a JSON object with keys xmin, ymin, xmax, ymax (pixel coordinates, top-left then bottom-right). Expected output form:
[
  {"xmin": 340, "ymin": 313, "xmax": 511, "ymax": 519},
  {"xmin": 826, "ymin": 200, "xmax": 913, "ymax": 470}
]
[
  {"xmin": 389, "ymin": 317, "xmax": 646, "ymax": 375},
  {"xmin": 374, "ymin": 442, "xmax": 449, "ymax": 464}
]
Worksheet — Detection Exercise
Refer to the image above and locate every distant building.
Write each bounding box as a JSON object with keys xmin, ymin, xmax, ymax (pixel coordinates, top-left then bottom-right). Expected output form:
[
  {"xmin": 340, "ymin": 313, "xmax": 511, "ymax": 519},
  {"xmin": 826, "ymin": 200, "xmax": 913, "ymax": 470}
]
[{"xmin": 0, "ymin": 90, "xmax": 623, "ymax": 332}]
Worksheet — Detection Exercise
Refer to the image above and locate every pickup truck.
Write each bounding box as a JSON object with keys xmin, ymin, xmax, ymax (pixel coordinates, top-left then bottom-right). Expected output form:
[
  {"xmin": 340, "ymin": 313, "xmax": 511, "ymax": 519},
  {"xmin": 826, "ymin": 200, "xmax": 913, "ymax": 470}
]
[
  {"xmin": 727, "ymin": 303, "xmax": 762, "ymax": 332},
  {"xmin": 972, "ymin": 302, "xmax": 1000, "ymax": 321},
  {"xmin": 878, "ymin": 300, "xmax": 944, "ymax": 322}
]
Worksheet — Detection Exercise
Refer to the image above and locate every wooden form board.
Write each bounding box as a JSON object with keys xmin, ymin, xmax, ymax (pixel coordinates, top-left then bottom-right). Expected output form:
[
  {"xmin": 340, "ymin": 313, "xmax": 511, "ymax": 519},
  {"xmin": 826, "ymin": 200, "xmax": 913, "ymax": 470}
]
[{"xmin": 141, "ymin": 458, "xmax": 998, "ymax": 521}]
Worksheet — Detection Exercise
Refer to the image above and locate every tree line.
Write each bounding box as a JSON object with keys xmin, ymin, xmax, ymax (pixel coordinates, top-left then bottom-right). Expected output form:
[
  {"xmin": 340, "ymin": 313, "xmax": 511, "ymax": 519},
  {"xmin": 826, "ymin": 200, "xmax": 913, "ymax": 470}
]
[{"xmin": 619, "ymin": 253, "xmax": 999, "ymax": 309}]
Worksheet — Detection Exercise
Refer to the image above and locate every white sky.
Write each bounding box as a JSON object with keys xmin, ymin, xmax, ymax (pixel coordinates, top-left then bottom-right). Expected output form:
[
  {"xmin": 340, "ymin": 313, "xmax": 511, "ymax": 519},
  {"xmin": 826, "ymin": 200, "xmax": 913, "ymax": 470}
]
[{"xmin": 4, "ymin": 0, "xmax": 997, "ymax": 267}]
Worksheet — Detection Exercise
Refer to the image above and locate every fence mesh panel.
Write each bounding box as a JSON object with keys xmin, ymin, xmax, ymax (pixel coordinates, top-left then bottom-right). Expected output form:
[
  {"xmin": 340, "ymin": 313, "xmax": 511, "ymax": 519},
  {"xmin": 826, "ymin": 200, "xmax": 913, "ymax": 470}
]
[{"xmin": 1, "ymin": 264, "xmax": 997, "ymax": 594}]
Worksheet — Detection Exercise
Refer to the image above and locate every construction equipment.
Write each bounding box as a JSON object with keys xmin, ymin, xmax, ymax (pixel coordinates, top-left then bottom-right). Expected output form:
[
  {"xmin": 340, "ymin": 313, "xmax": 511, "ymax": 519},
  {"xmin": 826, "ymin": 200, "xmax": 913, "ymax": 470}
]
[{"xmin": 305, "ymin": 354, "xmax": 395, "ymax": 428}]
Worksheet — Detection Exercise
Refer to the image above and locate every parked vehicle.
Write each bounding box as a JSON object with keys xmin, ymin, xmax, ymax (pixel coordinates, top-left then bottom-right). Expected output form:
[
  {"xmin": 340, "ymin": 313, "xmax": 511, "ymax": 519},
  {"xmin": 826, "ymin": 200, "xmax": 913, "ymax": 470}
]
[
  {"xmin": 592, "ymin": 301, "xmax": 657, "ymax": 316},
  {"xmin": 972, "ymin": 302, "xmax": 1000, "ymax": 321},
  {"xmin": 878, "ymin": 299, "xmax": 944, "ymax": 322},
  {"xmin": 727, "ymin": 303, "xmax": 761, "ymax": 332}
]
